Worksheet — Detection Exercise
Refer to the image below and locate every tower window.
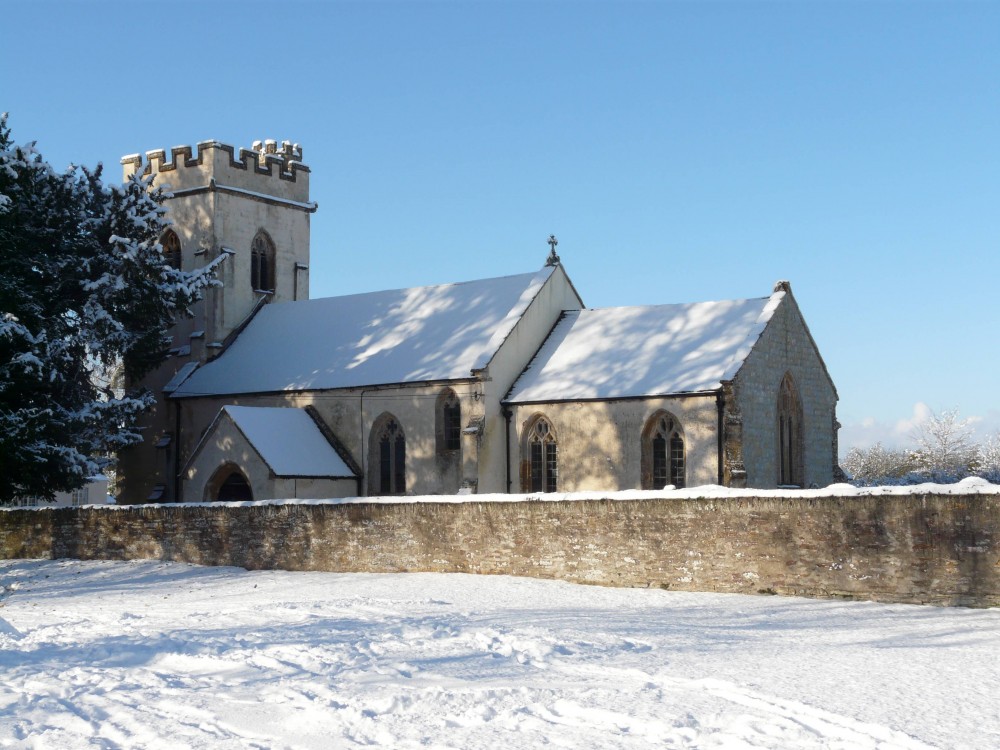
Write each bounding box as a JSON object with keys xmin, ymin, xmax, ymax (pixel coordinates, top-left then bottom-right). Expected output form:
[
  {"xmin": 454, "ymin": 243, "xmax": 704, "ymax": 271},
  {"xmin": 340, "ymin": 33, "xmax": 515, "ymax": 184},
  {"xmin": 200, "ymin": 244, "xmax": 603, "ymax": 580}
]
[
  {"xmin": 161, "ymin": 230, "xmax": 182, "ymax": 270},
  {"xmin": 251, "ymin": 231, "xmax": 276, "ymax": 292}
]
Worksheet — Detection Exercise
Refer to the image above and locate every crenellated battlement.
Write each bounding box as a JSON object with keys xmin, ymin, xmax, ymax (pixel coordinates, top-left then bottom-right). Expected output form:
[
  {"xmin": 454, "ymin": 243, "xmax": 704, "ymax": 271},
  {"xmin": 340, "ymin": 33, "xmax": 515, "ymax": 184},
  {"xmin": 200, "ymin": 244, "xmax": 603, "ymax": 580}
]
[{"xmin": 121, "ymin": 139, "xmax": 310, "ymax": 183}]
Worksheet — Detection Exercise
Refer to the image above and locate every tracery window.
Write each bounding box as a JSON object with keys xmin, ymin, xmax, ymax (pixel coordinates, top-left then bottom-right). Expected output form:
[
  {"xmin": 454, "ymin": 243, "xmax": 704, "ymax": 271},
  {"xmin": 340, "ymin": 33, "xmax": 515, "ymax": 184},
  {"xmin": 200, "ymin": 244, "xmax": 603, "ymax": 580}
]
[
  {"xmin": 777, "ymin": 373, "xmax": 804, "ymax": 487},
  {"xmin": 643, "ymin": 412, "xmax": 685, "ymax": 489},
  {"xmin": 436, "ymin": 389, "xmax": 461, "ymax": 455},
  {"xmin": 251, "ymin": 230, "xmax": 276, "ymax": 292},
  {"xmin": 524, "ymin": 416, "xmax": 558, "ymax": 493},
  {"xmin": 370, "ymin": 414, "xmax": 406, "ymax": 495},
  {"xmin": 161, "ymin": 229, "xmax": 182, "ymax": 270}
]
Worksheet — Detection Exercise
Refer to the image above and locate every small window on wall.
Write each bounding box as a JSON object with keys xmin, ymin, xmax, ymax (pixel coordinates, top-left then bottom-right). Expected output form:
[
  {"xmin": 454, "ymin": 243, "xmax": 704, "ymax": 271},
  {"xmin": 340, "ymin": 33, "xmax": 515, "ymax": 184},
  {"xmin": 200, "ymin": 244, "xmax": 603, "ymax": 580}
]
[
  {"xmin": 251, "ymin": 230, "xmax": 276, "ymax": 292},
  {"xmin": 161, "ymin": 230, "xmax": 182, "ymax": 270},
  {"xmin": 524, "ymin": 416, "xmax": 558, "ymax": 493},
  {"xmin": 436, "ymin": 389, "xmax": 461, "ymax": 455},
  {"xmin": 642, "ymin": 412, "xmax": 685, "ymax": 489}
]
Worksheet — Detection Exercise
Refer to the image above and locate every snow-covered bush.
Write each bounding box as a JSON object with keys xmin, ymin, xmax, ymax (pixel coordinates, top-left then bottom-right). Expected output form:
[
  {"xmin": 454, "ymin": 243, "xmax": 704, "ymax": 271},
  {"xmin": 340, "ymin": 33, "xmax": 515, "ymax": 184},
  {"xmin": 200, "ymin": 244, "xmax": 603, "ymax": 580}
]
[
  {"xmin": 975, "ymin": 432, "xmax": 1000, "ymax": 484},
  {"xmin": 0, "ymin": 114, "xmax": 218, "ymax": 503},
  {"xmin": 908, "ymin": 409, "xmax": 976, "ymax": 480},
  {"xmin": 841, "ymin": 442, "xmax": 913, "ymax": 486},
  {"xmin": 843, "ymin": 410, "xmax": 1000, "ymax": 487}
]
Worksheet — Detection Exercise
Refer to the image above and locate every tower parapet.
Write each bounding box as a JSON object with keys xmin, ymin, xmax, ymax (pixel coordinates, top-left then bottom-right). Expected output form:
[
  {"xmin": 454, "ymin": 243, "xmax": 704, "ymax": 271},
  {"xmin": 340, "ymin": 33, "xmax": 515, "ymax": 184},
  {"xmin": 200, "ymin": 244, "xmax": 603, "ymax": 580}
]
[{"xmin": 121, "ymin": 139, "xmax": 313, "ymax": 205}]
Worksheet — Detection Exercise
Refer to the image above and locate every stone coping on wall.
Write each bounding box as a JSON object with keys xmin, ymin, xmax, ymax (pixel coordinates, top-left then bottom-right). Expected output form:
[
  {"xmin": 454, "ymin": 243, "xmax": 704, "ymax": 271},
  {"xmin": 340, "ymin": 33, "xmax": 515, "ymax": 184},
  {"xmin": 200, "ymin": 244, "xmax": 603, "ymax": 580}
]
[{"xmin": 5, "ymin": 476, "xmax": 999, "ymax": 512}]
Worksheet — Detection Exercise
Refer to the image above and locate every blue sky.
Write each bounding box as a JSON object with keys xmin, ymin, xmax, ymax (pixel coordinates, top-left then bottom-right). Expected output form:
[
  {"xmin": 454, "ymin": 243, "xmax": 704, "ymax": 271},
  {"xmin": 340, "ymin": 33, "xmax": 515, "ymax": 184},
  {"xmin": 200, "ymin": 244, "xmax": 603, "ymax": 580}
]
[{"xmin": 4, "ymin": 0, "xmax": 998, "ymax": 454}]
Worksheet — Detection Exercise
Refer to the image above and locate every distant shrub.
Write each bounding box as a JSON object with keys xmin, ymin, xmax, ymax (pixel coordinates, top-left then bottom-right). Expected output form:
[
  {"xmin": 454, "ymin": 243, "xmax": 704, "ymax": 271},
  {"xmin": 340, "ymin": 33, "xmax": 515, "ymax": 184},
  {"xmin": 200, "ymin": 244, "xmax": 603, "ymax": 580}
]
[
  {"xmin": 841, "ymin": 443, "xmax": 913, "ymax": 486},
  {"xmin": 842, "ymin": 410, "xmax": 999, "ymax": 488}
]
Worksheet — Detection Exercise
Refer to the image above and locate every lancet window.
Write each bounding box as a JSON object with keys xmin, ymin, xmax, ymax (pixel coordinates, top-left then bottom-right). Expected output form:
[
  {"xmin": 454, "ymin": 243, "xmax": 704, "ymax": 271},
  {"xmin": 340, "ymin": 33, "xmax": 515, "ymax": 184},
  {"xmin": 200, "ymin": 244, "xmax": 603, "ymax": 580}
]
[
  {"xmin": 251, "ymin": 231, "xmax": 276, "ymax": 292},
  {"xmin": 777, "ymin": 373, "xmax": 804, "ymax": 487},
  {"xmin": 437, "ymin": 389, "xmax": 461, "ymax": 455}
]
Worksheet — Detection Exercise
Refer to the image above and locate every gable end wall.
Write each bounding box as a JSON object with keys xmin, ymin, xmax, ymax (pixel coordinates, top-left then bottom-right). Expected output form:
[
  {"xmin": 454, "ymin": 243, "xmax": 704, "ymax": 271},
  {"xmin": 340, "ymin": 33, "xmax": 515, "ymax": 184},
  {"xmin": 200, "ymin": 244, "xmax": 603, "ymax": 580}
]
[
  {"xmin": 478, "ymin": 266, "xmax": 585, "ymax": 493},
  {"xmin": 732, "ymin": 293, "xmax": 838, "ymax": 488}
]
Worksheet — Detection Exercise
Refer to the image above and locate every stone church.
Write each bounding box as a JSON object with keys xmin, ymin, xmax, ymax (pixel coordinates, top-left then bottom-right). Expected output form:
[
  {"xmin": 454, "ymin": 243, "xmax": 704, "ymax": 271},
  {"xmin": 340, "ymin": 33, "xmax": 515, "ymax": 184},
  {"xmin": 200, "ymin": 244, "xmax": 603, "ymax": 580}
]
[{"xmin": 117, "ymin": 139, "xmax": 840, "ymax": 504}]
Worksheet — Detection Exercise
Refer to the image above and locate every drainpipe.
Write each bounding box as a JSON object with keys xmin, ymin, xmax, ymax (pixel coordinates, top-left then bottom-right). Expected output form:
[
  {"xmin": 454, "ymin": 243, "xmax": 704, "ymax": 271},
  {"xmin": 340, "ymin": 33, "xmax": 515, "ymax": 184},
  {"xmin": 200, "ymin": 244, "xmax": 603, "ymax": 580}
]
[
  {"xmin": 173, "ymin": 399, "xmax": 182, "ymax": 502},
  {"xmin": 716, "ymin": 391, "xmax": 725, "ymax": 486},
  {"xmin": 503, "ymin": 405, "xmax": 513, "ymax": 493},
  {"xmin": 359, "ymin": 388, "xmax": 368, "ymax": 496}
]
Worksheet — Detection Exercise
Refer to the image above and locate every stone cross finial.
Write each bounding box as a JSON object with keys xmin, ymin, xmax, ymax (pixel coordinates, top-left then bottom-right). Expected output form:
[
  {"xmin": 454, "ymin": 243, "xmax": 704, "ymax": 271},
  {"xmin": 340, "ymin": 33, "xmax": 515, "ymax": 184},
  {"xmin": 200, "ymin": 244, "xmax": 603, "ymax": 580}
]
[{"xmin": 545, "ymin": 234, "xmax": 561, "ymax": 267}]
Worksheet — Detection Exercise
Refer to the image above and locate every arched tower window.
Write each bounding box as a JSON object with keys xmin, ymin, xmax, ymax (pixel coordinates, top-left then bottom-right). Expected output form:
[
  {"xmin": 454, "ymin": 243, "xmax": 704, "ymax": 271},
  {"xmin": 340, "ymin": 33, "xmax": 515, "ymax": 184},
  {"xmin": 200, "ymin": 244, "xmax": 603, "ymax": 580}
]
[
  {"xmin": 161, "ymin": 229, "xmax": 182, "ymax": 270},
  {"xmin": 777, "ymin": 372, "xmax": 805, "ymax": 487},
  {"xmin": 206, "ymin": 464, "xmax": 253, "ymax": 502},
  {"xmin": 369, "ymin": 413, "xmax": 406, "ymax": 495},
  {"xmin": 642, "ymin": 412, "xmax": 685, "ymax": 489},
  {"xmin": 251, "ymin": 230, "xmax": 276, "ymax": 292},
  {"xmin": 523, "ymin": 415, "xmax": 558, "ymax": 493},
  {"xmin": 436, "ymin": 388, "xmax": 461, "ymax": 456}
]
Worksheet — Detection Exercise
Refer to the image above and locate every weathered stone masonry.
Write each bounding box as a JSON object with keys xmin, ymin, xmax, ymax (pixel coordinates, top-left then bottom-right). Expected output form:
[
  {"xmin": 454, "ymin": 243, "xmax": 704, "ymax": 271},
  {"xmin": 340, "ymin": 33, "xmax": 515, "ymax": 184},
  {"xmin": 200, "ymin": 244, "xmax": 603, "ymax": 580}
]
[{"xmin": 1, "ymin": 492, "xmax": 997, "ymax": 607}]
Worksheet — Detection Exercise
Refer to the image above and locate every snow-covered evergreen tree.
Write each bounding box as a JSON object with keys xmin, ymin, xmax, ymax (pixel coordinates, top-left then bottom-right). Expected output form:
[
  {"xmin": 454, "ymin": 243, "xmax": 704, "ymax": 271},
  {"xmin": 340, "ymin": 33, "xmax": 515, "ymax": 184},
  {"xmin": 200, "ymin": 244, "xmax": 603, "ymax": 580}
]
[{"xmin": 0, "ymin": 115, "xmax": 217, "ymax": 503}]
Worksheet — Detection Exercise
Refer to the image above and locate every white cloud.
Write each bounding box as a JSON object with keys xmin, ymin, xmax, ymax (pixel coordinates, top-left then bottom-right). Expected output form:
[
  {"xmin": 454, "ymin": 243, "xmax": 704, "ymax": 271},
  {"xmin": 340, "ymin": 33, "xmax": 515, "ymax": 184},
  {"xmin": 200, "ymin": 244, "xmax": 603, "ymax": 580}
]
[{"xmin": 891, "ymin": 402, "xmax": 933, "ymax": 439}]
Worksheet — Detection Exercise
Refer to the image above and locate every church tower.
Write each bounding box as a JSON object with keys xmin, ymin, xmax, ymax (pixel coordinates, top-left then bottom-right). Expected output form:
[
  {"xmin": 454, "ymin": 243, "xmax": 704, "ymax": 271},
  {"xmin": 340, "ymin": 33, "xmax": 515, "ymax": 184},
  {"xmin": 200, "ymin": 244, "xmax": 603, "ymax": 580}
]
[{"xmin": 116, "ymin": 139, "xmax": 316, "ymax": 503}]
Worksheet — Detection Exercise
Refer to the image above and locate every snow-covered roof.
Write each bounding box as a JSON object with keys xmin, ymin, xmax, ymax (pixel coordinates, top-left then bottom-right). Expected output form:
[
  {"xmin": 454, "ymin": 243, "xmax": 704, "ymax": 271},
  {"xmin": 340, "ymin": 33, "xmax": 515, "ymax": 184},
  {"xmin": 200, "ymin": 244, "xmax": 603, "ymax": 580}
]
[
  {"xmin": 506, "ymin": 291, "xmax": 784, "ymax": 403},
  {"xmin": 162, "ymin": 361, "xmax": 200, "ymax": 394},
  {"xmin": 224, "ymin": 406, "xmax": 355, "ymax": 478},
  {"xmin": 173, "ymin": 268, "xmax": 555, "ymax": 397}
]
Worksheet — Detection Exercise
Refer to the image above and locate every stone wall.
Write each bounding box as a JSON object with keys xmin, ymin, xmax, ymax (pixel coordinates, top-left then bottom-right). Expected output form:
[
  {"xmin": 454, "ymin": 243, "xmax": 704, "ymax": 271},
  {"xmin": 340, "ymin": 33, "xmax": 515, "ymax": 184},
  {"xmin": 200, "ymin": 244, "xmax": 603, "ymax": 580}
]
[
  {"xmin": 1, "ymin": 492, "xmax": 996, "ymax": 607},
  {"xmin": 508, "ymin": 396, "xmax": 719, "ymax": 492}
]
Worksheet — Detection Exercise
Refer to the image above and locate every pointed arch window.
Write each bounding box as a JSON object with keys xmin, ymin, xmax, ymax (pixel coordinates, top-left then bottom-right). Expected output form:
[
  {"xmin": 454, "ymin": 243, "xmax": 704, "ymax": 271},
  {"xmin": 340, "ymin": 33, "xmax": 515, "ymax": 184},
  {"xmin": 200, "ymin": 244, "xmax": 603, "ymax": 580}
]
[
  {"xmin": 436, "ymin": 389, "xmax": 461, "ymax": 455},
  {"xmin": 370, "ymin": 414, "xmax": 406, "ymax": 495},
  {"xmin": 161, "ymin": 229, "xmax": 182, "ymax": 270},
  {"xmin": 251, "ymin": 231, "xmax": 276, "ymax": 292},
  {"xmin": 777, "ymin": 373, "xmax": 804, "ymax": 487},
  {"xmin": 524, "ymin": 416, "xmax": 558, "ymax": 493},
  {"xmin": 643, "ymin": 412, "xmax": 685, "ymax": 489}
]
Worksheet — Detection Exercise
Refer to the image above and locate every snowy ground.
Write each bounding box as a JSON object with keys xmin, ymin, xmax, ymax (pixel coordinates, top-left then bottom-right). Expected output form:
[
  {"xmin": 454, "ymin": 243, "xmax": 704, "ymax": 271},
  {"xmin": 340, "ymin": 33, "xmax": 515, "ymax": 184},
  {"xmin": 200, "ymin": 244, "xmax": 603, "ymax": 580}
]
[{"xmin": 0, "ymin": 561, "xmax": 997, "ymax": 749}]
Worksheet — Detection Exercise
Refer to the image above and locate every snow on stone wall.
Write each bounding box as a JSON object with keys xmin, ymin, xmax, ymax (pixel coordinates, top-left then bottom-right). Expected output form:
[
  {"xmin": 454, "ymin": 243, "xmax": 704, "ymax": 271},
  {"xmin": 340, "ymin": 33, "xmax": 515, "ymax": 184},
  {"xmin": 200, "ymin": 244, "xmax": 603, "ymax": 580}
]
[{"xmin": 1, "ymin": 489, "xmax": 997, "ymax": 607}]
